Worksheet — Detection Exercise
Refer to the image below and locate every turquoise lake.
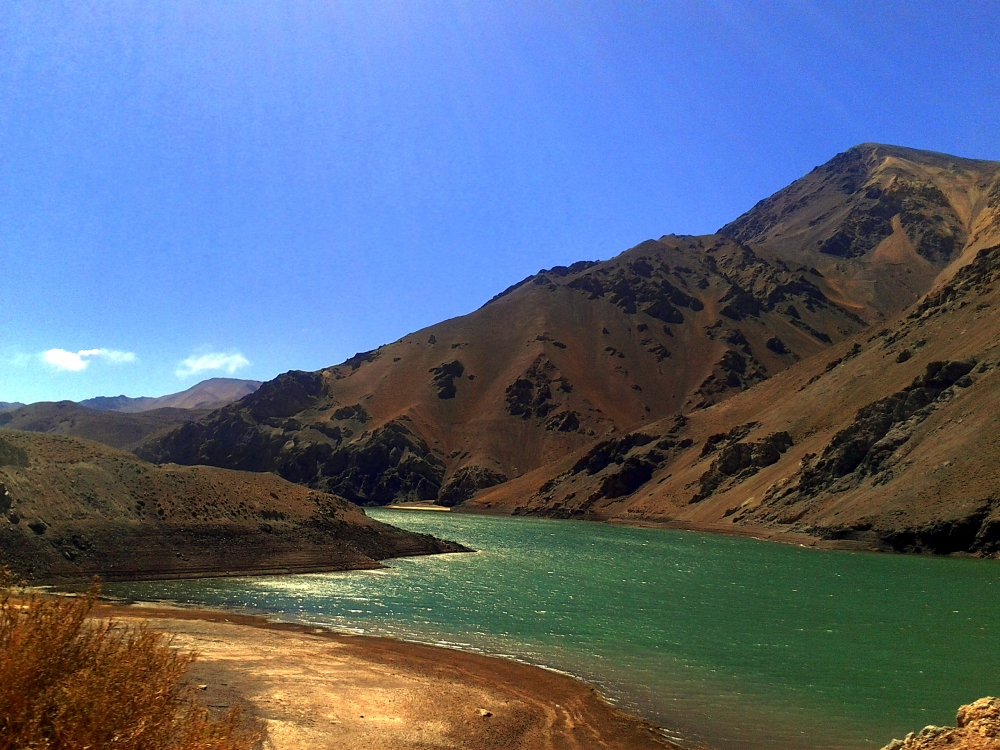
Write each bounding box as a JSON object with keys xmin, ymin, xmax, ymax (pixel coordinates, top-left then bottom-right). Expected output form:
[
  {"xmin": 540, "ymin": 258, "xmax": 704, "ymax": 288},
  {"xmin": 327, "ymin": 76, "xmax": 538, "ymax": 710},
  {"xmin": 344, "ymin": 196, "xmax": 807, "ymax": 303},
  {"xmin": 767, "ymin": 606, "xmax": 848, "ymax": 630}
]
[{"xmin": 102, "ymin": 510, "xmax": 1000, "ymax": 749}]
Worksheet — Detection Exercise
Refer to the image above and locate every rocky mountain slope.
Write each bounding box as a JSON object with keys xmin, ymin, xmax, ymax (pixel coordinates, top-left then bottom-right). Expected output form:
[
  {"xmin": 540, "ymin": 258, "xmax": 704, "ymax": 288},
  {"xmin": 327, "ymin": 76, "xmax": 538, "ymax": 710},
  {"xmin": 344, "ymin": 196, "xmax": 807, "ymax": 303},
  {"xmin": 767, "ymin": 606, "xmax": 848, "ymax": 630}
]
[
  {"xmin": 0, "ymin": 429, "xmax": 464, "ymax": 584},
  {"xmin": 472, "ymin": 210, "xmax": 1000, "ymax": 554},
  {"xmin": 138, "ymin": 144, "xmax": 1000, "ymax": 554},
  {"xmin": 79, "ymin": 377, "xmax": 262, "ymax": 412}
]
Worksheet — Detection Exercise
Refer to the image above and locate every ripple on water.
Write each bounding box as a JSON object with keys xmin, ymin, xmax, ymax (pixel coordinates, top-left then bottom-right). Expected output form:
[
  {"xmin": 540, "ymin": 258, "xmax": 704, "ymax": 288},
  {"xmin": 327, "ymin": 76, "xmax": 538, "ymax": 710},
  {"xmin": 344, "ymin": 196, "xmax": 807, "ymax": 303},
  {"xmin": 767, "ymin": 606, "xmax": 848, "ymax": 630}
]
[{"xmin": 101, "ymin": 510, "xmax": 1000, "ymax": 750}]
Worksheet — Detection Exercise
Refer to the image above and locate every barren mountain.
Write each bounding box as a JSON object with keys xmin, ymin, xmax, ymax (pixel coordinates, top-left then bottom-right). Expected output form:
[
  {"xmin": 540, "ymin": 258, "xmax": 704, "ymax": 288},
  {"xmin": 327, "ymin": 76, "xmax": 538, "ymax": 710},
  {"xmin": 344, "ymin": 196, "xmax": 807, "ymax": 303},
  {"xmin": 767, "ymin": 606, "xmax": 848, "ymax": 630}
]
[
  {"xmin": 139, "ymin": 144, "xmax": 1000, "ymax": 554},
  {"xmin": 80, "ymin": 377, "xmax": 262, "ymax": 412},
  {"xmin": 469, "ymin": 150, "xmax": 1000, "ymax": 555},
  {"xmin": 0, "ymin": 429, "xmax": 464, "ymax": 584},
  {"xmin": 0, "ymin": 402, "xmax": 212, "ymax": 450}
]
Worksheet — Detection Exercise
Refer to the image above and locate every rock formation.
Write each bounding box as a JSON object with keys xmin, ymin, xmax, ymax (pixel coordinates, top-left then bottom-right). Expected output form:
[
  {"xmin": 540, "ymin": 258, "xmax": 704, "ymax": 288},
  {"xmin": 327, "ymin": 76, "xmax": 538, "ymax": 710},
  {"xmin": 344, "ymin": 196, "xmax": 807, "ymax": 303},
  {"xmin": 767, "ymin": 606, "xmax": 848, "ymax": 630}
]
[{"xmin": 881, "ymin": 697, "xmax": 1000, "ymax": 750}]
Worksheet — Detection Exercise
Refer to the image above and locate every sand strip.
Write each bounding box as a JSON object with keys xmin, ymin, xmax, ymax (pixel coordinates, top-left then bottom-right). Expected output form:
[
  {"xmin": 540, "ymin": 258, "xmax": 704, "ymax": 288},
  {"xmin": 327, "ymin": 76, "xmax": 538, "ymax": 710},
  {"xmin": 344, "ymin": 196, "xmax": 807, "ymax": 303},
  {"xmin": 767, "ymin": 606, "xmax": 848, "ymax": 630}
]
[{"xmin": 92, "ymin": 602, "xmax": 678, "ymax": 750}]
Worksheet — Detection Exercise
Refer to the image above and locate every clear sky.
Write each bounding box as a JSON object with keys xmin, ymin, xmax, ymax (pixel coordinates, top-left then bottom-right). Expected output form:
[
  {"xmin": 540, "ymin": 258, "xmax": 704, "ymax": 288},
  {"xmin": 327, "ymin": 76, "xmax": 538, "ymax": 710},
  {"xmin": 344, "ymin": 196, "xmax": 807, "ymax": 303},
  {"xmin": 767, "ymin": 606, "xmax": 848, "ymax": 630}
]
[{"xmin": 1, "ymin": 1, "xmax": 997, "ymax": 403}]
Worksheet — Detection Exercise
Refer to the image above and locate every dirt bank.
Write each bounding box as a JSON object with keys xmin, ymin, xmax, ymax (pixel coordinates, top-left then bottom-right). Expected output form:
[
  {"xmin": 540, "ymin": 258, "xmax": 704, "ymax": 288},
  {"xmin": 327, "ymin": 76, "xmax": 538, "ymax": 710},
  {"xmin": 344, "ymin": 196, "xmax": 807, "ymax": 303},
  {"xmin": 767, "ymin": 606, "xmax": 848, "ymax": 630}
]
[{"xmin": 93, "ymin": 603, "xmax": 677, "ymax": 750}]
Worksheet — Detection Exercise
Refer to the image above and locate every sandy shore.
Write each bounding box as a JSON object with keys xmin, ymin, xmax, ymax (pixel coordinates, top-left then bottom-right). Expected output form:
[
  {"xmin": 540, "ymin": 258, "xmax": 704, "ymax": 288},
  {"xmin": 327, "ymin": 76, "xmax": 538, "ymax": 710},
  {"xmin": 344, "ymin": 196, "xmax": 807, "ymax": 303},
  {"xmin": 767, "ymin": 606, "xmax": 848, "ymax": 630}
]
[{"xmin": 92, "ymin": 602, "xmax": 677, "ymax": 750}]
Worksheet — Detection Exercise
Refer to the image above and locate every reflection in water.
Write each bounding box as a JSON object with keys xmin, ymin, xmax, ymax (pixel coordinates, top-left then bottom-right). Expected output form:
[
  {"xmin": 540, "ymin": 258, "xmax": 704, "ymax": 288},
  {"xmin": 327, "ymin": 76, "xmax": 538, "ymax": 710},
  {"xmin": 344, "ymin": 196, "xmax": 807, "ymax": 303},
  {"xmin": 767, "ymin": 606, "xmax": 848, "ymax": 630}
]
[{"xmin": 102, "ymin": 510, "xmax": 1000, "ymax": 750}]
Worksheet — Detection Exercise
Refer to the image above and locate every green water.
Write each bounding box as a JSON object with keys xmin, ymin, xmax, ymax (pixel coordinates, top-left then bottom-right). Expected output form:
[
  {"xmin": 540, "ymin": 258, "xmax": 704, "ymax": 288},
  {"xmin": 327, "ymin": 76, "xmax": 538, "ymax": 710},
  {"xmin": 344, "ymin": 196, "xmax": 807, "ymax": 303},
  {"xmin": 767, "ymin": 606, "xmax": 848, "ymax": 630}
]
[{"xmin": 102, "ymin": 511, "xmax": 1000, "ymax": 749}]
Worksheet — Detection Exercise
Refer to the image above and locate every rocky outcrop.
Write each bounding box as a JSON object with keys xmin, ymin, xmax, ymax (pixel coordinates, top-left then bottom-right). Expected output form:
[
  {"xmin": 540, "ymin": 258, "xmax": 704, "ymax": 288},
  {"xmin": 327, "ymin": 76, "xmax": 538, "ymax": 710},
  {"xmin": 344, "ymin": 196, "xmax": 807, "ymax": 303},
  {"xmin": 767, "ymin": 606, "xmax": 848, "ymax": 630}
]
[
  {"xmin": 564, "ymin": 253, "xmax": 704, "ymax": 325},
  {"xmin": 691, "ymin": 431, "xmax": 792, "ymax": 503},
  {"xmin": 302, "ymin": 420, "xmax": 446, "ymax": 504},
  {"xmin": 429, "ymin": 360, "xmax": 465, "ymax": 399},
  {"xmin": 769, "ymin": 360, "xmax": 975, "ymax": 503},
  {"xmin": 881, "ymin": 697, "xmax": 1000, "ymax": 750},
  {"xmin": 438, "ymin": 465, "xmax": 509, "ymax": 507},
  {"xmin": 505, "ymin": 357, "xmax": 573, "ymax": 420},
  {"xmin": 520, "ymin": 418, "xmax": 695, "ymax": 517}
]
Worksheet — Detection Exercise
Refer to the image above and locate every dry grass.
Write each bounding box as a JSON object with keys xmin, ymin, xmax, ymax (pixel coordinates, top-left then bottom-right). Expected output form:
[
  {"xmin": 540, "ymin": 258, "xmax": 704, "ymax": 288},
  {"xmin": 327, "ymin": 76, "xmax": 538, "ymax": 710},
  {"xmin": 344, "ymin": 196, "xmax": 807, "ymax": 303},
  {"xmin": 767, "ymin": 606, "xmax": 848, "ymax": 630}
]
[{"xmin": 0, "ymin": 570, "xmax": 265, "ymax": 750}]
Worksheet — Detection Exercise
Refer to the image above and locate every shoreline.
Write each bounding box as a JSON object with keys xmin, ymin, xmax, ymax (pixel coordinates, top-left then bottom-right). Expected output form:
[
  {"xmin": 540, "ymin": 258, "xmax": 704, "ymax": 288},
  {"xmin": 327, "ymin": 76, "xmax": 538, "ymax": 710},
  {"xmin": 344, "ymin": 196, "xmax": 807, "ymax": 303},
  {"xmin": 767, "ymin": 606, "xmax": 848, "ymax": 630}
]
[
  {"xmin": 452, "ymin": 506, "xmax": 943, "ymax": 557},
  {"xmin": 92, "ymin": 600, "xmax": 681, "ymax": 750}
]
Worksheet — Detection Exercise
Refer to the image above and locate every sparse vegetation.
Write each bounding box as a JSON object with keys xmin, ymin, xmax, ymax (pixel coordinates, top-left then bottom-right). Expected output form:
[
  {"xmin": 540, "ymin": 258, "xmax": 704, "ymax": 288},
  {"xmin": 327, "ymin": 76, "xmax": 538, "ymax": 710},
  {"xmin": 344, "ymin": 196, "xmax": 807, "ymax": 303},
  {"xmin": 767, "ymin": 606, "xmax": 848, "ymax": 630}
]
[{"xmin": 0, "ymin": 569, "xmax": 265, "ymax": 750}]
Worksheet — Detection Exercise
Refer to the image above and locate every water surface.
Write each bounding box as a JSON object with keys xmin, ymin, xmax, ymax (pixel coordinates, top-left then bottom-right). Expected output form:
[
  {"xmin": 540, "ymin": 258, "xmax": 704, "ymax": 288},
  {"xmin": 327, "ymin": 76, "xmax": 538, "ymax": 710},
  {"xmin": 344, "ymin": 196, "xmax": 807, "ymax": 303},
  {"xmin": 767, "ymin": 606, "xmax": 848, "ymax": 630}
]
[{"xmin": 103, "ymin": 511, "xmax": 1000, "ymax": 749}]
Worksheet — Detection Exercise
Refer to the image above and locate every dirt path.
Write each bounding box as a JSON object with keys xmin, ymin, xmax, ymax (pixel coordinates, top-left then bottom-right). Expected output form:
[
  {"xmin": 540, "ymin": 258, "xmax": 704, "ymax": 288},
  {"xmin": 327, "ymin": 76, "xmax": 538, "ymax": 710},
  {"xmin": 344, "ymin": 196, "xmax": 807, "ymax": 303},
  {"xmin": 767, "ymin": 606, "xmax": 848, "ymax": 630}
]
[{"xmin": 93, "ymin": 603, "xmax": 677, "ymax": 750}]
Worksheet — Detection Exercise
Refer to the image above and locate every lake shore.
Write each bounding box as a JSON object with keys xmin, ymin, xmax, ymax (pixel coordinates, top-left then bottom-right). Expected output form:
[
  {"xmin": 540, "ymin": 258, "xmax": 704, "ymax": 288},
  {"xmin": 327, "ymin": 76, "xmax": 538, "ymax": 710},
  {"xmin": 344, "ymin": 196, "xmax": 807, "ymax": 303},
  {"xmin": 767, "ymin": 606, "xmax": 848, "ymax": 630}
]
[{"xmin": 91, "ymin": 601, "xmax": 679, "ymax": 750}]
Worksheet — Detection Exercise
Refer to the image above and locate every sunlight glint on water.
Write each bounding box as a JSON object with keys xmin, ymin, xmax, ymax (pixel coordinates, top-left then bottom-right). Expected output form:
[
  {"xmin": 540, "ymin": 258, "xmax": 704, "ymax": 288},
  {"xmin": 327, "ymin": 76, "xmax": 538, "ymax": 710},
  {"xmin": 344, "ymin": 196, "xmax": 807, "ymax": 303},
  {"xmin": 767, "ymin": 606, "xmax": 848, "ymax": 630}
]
[{"xmin": 102, "ymin": 511, "xmax": 1000, "ymax": 750}]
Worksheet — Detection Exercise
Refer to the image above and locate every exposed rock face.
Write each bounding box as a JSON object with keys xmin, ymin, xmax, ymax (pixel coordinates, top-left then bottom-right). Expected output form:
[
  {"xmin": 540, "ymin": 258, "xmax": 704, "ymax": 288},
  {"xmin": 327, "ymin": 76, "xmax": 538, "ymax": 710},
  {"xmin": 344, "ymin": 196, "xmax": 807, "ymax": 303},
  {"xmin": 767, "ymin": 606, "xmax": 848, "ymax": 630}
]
[
  {"xmin": 438, "ymin": 465, "xmax": 509, "ymax": 507},
  {"xmin": 692, "ymin": 431, "xmax": 792, "ymax": 503},
  {"xmin": 505, "ymin": 356, "xmax": 573, "ymax": 420},
  {"xmin": 0, "ymin": 430, "xmax": 466, "ymax": 584},
  {"xmin": 767, "ymin": 360, "xmax": 975, "ymax": 502},
  {"xmin": 565, "ymin": 251, "xmax": 705, "ymax": 322},
  {"xmin": 881, "ymin": 697, "xmax": 1000, "ymax": 750},
  {"xmin": 429, "ymin": 361, "xmax": 466, "ymax": 399},
  {"xmin": 516, "ymin": 418, "xmax": 695, "ymax": 518},
  {"xmin": 139, "ymin": 405, "xmax": 445, "ymax": 506}
]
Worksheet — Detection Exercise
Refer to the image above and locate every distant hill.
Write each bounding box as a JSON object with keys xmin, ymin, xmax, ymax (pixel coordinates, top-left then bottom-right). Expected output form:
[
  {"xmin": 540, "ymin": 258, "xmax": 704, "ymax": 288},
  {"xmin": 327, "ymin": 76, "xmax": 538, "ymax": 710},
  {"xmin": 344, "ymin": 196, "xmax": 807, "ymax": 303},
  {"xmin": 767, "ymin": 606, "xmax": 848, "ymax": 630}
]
[
  {"xmin": 0, "ymin": 402, "xmax": 212, "ymax": 451},
  {"xmin": 138, "ymin": 144, "xmax": 1000, "ymax": 555},
  {"xmin": 1, "ymin": 379, "xmax": 263, "ymax": 452},
  {"xmin": 79, "ymin": 377, "xmax": 262, "ymax": 413},
  {"xmin": 0, "ymin": 429, "xmax": 464, "ymax": 584},
  {"xmin": 0, "ymin": 403, "xmax": 25, "ymax": 413}
]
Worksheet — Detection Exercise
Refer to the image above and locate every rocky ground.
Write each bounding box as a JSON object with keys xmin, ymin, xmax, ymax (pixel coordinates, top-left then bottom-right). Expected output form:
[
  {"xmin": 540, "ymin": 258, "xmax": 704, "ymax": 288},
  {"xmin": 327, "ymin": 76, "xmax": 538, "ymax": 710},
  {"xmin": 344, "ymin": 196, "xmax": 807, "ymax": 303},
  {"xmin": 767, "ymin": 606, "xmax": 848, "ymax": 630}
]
[{"xmin": 882, "ymin": 698, "xmax": 1000, "ymax": 750}]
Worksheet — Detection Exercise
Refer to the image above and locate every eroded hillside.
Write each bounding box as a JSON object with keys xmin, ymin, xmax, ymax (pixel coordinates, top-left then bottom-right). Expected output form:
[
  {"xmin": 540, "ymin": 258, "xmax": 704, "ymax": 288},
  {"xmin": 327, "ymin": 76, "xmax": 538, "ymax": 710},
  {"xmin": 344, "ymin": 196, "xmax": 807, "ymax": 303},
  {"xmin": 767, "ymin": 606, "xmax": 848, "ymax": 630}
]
[
  {"xmin": 474, "ymin": 241, "xmax": 1000, "ymax": 555},
  {"xmin": 138, "ymin": 144, "xmax": 1000, "ymax": 547},
  {"xmin": 0, "ymin": 430, "xmax": 464, "ymax": 583}
]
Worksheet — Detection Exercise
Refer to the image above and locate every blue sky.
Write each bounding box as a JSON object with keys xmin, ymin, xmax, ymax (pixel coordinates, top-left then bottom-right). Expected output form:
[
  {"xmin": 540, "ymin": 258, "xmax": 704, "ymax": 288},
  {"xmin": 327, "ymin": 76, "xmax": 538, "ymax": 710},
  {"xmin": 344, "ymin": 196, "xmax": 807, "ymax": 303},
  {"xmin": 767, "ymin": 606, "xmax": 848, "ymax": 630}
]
[{"xmin": 1, "ymin": 1, "xmax": 997, "ymax": 403}]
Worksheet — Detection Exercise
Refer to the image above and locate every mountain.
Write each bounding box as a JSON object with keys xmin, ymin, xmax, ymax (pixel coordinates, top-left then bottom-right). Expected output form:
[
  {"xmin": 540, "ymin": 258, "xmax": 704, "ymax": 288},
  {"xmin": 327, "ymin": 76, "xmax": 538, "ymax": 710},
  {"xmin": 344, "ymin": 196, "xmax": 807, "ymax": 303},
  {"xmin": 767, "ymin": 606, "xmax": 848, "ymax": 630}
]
[
  {"xmin": 138, "ymin": 144, "xmax": 1000, "ymax": 554},
  {"xmin": 0, "ymin": 429, "xmax": 464, "ymax": 584},
  {"xmin": 0, "ymin": 402, "xmax": 212, "ymax": 451},
  {"xmin": 0, "ymin": 403, "xmax": 25, "ymax": 413},
  {"xmin": 79, "ymin": 378, "xmax": 262, "ymax": 413},
  {"xmin": 472, "ymin": 239, "xmax": 1000, "ymax": 556},
  {"xmin": 2, "ymin": 379, "xmax": 263, "ymax": 452},
  {"xmin": 136, "ymin": 233, "xmax": 870, "ymax": 504}
]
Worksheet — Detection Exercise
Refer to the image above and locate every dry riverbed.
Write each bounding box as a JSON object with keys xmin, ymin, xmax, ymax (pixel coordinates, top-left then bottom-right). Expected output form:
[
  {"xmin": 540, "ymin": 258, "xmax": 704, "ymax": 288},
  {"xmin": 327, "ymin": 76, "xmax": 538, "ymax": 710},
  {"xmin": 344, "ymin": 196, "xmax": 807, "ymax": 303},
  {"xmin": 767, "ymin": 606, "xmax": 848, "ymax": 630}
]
[{"xmin": 92, "ymin": 602, "xmax": 676, "ymax": 750}]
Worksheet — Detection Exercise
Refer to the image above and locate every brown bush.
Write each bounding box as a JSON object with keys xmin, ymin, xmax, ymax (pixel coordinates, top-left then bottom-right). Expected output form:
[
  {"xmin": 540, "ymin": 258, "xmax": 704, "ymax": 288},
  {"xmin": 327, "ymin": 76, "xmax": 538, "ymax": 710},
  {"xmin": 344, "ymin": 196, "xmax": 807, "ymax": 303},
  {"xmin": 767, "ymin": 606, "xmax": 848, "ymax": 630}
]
[{"xmin": 0, "ymin": 569, "xmax": 265, "ymax": 750}]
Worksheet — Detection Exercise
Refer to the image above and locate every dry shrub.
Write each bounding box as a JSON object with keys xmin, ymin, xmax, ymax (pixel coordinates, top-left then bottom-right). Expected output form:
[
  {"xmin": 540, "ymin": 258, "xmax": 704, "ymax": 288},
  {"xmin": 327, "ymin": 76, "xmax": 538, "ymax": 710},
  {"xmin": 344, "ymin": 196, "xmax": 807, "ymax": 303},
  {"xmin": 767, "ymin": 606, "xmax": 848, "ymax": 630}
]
[{"xmin": 0, "ymin": 569, "xmax": 265, "ymax": 750}]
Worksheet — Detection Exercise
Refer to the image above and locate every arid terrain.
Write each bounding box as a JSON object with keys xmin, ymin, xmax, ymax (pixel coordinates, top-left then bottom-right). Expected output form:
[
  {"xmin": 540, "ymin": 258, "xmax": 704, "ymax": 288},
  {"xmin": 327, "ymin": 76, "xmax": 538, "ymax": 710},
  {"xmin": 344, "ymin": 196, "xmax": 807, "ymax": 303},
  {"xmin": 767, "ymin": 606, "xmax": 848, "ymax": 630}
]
[
  {"xmin": 0, "ymin": 429, "xmax": 464, "ymax": 584},
  {"xmin": 128, "ymin": 144, "xmax": 1000, "ymax": 555},
  {"xmin": 91, "ymin": 604, "xmax": 675, "ymax": 750},
  {"xmin": 79, "ymin": 377, "xmax": 262, "ymax": 413},
  {"xmin": 0, "ymin": 377, "xmax": 262, "ymax": 450}
]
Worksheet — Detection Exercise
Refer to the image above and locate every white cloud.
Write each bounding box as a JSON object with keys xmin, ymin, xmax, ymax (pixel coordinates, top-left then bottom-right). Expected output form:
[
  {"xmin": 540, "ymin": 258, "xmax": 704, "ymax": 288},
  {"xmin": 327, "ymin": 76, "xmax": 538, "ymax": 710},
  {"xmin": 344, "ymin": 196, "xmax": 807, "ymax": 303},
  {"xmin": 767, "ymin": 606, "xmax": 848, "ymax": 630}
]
[
  {"xmin": 42, "ymin": 348, "xmax": 136, "ymax": 372},
  {"xmin": 175, "ymin": 351, "xmax": 250, "ymax": 378}
]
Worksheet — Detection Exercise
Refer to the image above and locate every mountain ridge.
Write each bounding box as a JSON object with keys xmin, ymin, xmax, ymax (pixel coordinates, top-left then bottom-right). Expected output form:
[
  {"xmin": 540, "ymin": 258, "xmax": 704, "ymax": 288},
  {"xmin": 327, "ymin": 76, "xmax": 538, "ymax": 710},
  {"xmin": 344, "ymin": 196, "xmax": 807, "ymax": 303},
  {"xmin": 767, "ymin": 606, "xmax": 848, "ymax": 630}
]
[
  {"xmin": 127, "ymin": 143, "xmax": 1000, "ymax": 553},
  {"xmin": 79, "ymin": 377, "xmax": 262, "ymax": 413}
]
